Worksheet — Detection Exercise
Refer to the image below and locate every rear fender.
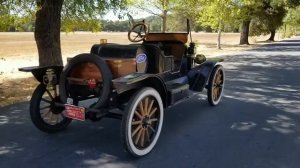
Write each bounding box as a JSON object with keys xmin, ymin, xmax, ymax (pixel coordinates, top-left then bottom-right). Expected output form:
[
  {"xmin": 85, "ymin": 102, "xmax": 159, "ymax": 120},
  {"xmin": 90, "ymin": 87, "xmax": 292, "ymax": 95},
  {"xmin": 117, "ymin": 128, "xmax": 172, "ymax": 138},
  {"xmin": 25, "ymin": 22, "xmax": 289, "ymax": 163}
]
[
  {"xmin": 188, "ymin": 61, "xmax": 220, "ymax": 92},
  {"xmin": 19, "ymin": 66, "xmax": 63, "ymax": 84}
]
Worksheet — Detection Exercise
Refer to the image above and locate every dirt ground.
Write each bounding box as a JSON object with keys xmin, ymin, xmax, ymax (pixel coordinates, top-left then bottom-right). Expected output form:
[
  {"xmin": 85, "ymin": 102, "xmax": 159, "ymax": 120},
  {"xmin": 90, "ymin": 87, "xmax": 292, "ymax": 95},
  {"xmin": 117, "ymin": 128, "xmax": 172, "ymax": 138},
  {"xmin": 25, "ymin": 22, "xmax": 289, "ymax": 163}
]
[{"xmin": 0, "ymin": 32, "xmax": 278, "ymax": 106}]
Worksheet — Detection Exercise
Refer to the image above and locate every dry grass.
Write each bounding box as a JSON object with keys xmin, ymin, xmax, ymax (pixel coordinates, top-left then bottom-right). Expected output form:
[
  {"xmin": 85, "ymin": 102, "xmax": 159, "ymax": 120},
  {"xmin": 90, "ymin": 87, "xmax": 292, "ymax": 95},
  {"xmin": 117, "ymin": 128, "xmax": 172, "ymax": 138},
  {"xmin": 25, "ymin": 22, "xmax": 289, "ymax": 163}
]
[{"xmin": 0, "ymin": 77, "xmax": 38, "ymax": 107}]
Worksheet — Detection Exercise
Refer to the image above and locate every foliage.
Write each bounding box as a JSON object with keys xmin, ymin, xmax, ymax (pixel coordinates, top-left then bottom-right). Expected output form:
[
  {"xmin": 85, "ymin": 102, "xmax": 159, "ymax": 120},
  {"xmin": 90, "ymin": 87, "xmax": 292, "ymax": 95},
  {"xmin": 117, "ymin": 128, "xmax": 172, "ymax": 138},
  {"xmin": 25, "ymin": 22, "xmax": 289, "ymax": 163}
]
[
  {"xmin": 282, "ymin": 6, "xmax": 300, "ymax": 37},
  {"xmin": 132, "ymin": 0, "xmax": 179, "ymax": 16},
  {"xmin": 284, "ymin": 5, "xmax": 300, "ymax": 26},
  {"xmin": 250, "ymin": 2, "xmax": 287, "ymax": 36},
  {"xmin": 101, "ymin": 15, "xmax": 163, "ymax": 32},
  {"xmin": 198, "ymin": 0, "xmax": 236, "ymax": 30},
  {"xmin": 233, "ymin": 0, "xmax": 264, "ymax": 21},
  {"xmin": 102, "ymin": 20, "xmax": 129, "ymax": 32},
  {"xmin": 0, "ymin": 0, "xmax": 35, "ymax": 31},
  {"xmin": 1, "ymin": 0, "xmax": 300, "ymax": 35},
  {"xmin": 131, "ymin": 0, "xmax": 182, "ymax": 32},
  {"xmin": 0, "ymin": 0, "xmax": 130, "ymax": 32},
  {"xmin": 61, "ymin": 18, "xmax": 102, "ymax": 32},
  {"xmin": 0, "ymin": 13, "xmax": 35, "ymax": 31},
  {"xmin": 61, "ymin": 0, "xmax": 129, "ymax": 19}
]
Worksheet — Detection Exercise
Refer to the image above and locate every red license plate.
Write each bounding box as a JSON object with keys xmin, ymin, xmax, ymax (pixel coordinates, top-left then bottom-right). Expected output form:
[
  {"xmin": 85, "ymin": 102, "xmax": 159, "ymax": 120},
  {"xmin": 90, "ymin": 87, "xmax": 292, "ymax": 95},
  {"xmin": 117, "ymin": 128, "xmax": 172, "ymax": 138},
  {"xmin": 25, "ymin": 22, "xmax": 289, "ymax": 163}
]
[{"xmin": 64, "ymin": 104, "xmax": 85, "ymax": 121}]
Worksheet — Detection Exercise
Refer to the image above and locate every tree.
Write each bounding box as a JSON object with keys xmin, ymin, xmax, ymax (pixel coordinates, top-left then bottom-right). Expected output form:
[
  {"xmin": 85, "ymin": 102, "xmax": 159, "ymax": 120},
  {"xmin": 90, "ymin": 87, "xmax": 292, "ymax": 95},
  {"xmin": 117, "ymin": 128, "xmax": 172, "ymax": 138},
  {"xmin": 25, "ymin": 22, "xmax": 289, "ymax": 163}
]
[
  {"xmin": 233, "ymin": 0, "xmax": 265, "ymax": 45},
  {"xmin": 0, "ymin": 1, "xmax": 35, "ymax": 31},
  {"xmin": 35, "ymin": 0, "xmax": 129, "ymax": 66},
  {"xmin": 283, "ymin": 6, "xmax": 300, "ymax": 37},
  {"xmin": 237, "ymin": 0, "xmax": 300, "ymax": 44},
  {"xmin": 1, "ymin": 0, "xmax": 129, "ymax": 66},
  {"xmin": 132, "ymin": 0, "xmax": 180, "ymax": 32},
  {"xmin": 250, "ymin": 4, "xmax": 286, "ymax": 41},
  {"xmin": 197, "ymin": 0, "xmax": 236, "ymax": 49}
]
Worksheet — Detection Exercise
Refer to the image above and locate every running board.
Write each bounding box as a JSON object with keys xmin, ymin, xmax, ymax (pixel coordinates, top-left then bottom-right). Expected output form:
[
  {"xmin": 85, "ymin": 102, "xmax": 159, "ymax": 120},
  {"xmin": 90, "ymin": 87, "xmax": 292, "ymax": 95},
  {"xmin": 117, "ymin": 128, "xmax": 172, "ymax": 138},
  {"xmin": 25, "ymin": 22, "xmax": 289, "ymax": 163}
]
[{"xmin": 166, "ymin": 83, "xmax": 190, "ymax": 105}]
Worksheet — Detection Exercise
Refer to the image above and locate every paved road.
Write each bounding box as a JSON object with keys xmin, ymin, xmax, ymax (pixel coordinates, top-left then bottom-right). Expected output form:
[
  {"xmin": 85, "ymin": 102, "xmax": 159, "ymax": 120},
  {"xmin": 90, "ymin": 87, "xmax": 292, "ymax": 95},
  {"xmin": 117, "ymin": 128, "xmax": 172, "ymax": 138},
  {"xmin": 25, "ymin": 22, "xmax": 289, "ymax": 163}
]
[{"xmin": 1, "ymin": 37, "xmax": 300, "ymax": 168}]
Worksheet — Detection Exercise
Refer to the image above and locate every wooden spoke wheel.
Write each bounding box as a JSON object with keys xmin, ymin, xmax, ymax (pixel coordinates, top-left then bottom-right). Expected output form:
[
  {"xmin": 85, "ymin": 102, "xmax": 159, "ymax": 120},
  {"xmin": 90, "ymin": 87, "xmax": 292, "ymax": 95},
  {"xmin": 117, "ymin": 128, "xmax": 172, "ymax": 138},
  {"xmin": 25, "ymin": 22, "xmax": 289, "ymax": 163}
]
[
  {"xmin": 121, "ymin": 87, "xmax": 163, "ymax": 157},
  {"xmin": 30, "ymin": 84, "xmax": 72, "ymax": 133},
  {"xmin": 207, "ymin": 65, "xmax": 225, "ymax": 106}
]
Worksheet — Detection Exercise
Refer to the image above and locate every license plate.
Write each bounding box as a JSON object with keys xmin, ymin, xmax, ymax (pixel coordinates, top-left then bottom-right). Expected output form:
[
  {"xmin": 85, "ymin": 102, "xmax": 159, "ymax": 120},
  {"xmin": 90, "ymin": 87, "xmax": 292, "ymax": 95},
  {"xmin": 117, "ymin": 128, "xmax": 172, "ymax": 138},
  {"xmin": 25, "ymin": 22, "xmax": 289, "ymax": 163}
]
[{"xmin": 64, "ymin": 104, "xmax": 85, "ymax": 121}]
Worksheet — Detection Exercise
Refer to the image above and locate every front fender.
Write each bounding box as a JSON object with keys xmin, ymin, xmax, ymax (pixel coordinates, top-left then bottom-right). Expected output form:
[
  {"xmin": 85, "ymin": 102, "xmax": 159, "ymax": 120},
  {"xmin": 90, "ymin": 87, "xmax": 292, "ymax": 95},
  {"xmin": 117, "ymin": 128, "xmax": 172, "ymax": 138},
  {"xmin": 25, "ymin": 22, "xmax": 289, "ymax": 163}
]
[{"xmin": 188, "ymin": 61, "xmax": 220, "ymax": 92}]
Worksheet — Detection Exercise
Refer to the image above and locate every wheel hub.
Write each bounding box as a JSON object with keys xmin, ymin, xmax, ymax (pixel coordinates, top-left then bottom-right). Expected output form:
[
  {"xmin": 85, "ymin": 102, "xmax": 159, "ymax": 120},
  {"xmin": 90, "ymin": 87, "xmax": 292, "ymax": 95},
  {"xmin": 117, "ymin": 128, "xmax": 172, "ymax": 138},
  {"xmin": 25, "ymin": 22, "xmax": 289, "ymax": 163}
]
[
  {"xmin": 143, "ymin": 116, "xmax": 151, "ymax": 127},
  {"xmin": 50, "ymin": 97, "xmax": 64, "ymax": 114}
]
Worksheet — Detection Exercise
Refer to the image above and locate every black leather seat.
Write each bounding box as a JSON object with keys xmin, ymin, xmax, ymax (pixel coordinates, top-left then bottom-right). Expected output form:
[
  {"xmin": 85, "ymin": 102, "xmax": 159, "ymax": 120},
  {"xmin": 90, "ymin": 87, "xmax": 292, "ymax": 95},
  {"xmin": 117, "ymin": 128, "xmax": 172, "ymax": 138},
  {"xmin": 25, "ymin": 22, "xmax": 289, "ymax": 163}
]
[{"xmin": 90, "ymin": 44, "xmax": 144, "ymax": 58}]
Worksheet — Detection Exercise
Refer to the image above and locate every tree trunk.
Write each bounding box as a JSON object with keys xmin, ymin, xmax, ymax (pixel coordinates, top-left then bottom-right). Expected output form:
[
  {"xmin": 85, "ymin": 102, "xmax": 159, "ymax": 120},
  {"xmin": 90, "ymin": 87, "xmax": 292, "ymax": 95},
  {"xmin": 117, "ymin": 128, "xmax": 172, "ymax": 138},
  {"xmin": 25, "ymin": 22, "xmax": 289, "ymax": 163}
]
[
  {"xmin": 217, "ymin": 21, "xmax": 222, "ymax": 49},
  {"xmin": 268, "ymin": 29, "xmax": 276, "ymax": 41},
  {"xmin": 239, "ymin": 20, "xmax": 251, "ymax": 45},
  {"xmin": 161, "ymin": 10, "xmax": 167, "ymax": 33},
  {"xmin": 34, "ymin": 0, "xmax": 64, "ymax": 67}
]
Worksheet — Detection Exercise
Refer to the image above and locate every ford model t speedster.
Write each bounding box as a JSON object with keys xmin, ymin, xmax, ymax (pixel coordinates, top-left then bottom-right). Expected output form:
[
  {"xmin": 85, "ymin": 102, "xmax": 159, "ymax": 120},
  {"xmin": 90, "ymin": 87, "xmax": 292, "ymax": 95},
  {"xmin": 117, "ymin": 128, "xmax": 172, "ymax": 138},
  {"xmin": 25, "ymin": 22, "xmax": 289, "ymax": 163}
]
[{"xmin": 19, "ymin": 20, "xmax": 225, "ymax": 157}]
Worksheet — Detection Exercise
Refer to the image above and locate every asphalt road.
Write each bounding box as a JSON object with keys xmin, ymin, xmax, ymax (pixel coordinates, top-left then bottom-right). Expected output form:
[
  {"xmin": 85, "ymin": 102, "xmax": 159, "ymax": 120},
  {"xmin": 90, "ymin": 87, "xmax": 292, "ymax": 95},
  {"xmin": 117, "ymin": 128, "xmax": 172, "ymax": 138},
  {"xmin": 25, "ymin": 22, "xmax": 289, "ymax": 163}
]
[{"xmin": 1, "ymin": 37, "xmax": 300, "ymax": 168}]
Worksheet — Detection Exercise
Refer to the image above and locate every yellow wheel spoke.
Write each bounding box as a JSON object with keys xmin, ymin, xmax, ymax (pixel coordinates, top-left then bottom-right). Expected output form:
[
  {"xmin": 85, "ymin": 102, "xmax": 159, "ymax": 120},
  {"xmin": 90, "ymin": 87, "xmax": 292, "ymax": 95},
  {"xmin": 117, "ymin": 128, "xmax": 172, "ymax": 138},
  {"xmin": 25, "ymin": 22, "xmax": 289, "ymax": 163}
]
[
  {"xmin": 134, "ymin": 111, "xmax": 143, "ymax": 120},
  {"xmin": 132, "ymin": 120, "xmax": 142, "ymax": 125},
  {"xmin": 148, "ymin": 125, "xmax": 156, "ymax": 133},
  {"xmin": 218, "ymin": 88, "xmax": 221, "ymax": 97},
  {"xmin": 213, "ymin": 89, "xmax": 217, "ymax": 100},
  {"xmin": 150, "ymin": 118, "xmax": 158, "ymax": 123},
  {"xmin": 149, "ymin": 107, "xmax": 157, "ymax": 118},
  {"xmin": 134, "ymin": 127, "xmax": 143, "ymax": 145},
  {"xmin": 144, "ymin": 98, "xmax": 149, "ymax": 115},
  {"xmin": 140, "ymin": 128, "xmax": 145, "ymax": 147},
  {"xmin": 139, "ymin": 102, "xmax": 145, "ymax": 116},
  {"xmin": 132, "ymin": 125, "xmax": 142, "ymax": 137},
  {"xmin": 145, "ymin": 128, "xmax": 150, "ymax": 142},
  {"xmin": 148, "ymin": 100, "xmax": 154, "ymax": 116}
]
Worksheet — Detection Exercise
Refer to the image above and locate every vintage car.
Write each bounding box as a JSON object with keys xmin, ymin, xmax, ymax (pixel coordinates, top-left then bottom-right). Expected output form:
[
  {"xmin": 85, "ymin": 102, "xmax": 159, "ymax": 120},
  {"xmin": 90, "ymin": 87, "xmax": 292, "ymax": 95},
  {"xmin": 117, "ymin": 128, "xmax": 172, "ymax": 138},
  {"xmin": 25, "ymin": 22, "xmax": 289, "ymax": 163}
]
[{"xmin": 19, "ymin": 20, "xmax": 225, "ymax": 157}]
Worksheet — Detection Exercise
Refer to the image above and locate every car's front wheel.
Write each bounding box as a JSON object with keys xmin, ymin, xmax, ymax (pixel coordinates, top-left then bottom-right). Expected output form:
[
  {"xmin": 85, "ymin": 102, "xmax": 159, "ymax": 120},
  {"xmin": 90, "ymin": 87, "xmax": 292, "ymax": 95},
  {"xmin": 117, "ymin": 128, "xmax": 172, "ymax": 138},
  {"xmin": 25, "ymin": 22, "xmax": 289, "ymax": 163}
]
[
  {"xmin": 207, "ymin": 65, "xmax": 225, "ymax": 106},
  {"xmin": 121, "ymin": 87, "xmax": 164, "ymax": 157}
]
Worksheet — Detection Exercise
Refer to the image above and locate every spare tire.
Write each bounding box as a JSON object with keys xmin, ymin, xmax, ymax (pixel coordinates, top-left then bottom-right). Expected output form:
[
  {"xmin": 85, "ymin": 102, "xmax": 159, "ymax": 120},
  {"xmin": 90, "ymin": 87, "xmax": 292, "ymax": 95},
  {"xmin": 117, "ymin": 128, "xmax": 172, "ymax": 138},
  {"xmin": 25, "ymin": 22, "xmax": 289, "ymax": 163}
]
[{"xmin": 59, "ymin": 53, "xmax": 112, "ymax": 109}]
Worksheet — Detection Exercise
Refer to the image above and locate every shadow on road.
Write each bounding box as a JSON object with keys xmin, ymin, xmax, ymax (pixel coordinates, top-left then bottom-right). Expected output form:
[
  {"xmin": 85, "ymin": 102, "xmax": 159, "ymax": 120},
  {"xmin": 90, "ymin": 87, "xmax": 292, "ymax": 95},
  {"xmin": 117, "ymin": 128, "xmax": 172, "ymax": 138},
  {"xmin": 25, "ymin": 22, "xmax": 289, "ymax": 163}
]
[{"xmin": 0, "ymin": 37, "xmax": 299, "ymax": 168}]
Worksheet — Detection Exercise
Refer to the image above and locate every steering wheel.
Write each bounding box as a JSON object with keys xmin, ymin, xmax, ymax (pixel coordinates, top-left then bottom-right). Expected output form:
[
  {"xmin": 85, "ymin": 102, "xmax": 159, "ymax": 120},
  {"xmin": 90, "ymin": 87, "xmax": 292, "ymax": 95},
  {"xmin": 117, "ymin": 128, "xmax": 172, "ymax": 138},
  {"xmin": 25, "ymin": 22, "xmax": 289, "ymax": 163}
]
[{"xmin": 128, "ymin": 23, "xmax": 149, "ymax": 42}]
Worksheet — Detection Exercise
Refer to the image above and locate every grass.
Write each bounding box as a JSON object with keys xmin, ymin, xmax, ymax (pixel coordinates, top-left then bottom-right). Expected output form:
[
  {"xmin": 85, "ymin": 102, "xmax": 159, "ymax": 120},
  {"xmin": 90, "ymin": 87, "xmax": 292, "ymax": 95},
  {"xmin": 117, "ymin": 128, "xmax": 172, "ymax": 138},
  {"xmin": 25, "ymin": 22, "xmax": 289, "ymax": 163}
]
[{"xmin": 0, "ymin": 77, "xmax": 38, "ymax": 107}]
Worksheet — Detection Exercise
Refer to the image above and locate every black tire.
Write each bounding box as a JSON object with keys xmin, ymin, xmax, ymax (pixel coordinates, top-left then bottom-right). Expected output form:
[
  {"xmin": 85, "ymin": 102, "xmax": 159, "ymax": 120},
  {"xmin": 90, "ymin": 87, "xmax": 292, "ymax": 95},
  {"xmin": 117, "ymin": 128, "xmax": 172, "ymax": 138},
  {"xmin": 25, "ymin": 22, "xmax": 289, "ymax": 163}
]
[
  {"xmin": 59, "ymin": 53, "xmax": 112, "ymax": 108},
  {"xmin": 30, "ymin": 84, "xmax": 72, "ymax": 133},
  {"xmin": 207, "ymin": 65, "xmax": 225, "ymax": 106},
  {"xmin": 121, "ymin": 87, "xmax": 164, "ymax": 157}
]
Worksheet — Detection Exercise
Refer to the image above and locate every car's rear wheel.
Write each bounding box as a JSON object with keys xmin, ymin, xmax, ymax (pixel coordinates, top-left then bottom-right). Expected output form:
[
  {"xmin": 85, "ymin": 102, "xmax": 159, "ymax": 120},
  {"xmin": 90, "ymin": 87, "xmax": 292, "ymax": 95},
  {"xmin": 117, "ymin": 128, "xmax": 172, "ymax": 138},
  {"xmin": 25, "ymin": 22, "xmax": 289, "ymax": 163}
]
[
  {"xmin": 207, "ymin": 65, "xmax": 225, "ymax": 106},
  {"xmin": 30, "ymin": 84, "xmax": 72, "ymax": 133},
  {"xmin": 121, "ymin": 87, "xmax": 163, "ymax": 157}
]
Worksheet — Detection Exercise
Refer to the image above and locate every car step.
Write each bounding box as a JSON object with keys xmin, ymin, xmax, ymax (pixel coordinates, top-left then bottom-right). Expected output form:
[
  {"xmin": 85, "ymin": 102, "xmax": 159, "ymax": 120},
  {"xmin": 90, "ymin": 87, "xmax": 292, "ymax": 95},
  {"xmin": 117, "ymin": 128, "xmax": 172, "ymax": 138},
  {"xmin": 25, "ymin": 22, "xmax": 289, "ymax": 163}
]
[{"xmin": 166, "ymin": 83, "xmax": 190, "ymax": 105}]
